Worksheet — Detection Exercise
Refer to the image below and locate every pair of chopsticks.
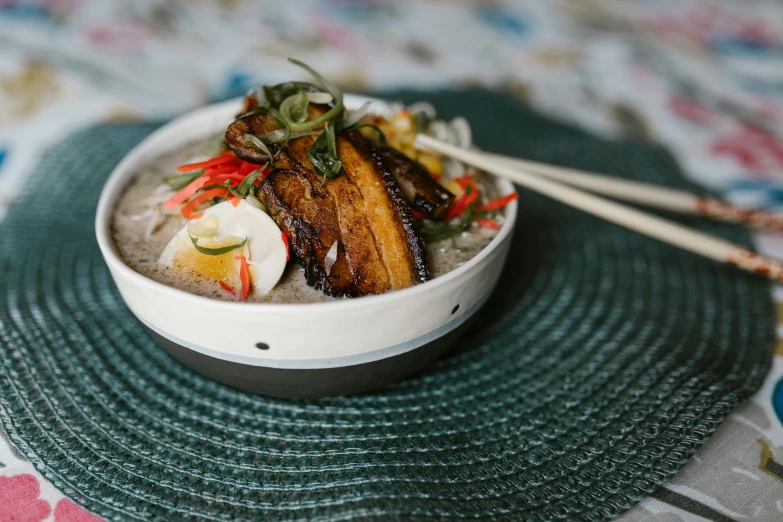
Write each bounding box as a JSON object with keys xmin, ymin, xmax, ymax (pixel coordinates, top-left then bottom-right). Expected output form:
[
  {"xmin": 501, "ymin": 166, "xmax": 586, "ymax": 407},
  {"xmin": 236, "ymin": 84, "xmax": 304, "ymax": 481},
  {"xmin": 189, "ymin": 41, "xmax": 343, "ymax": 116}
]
[{"xmin": 414, "ymin": 134, "xmax": 783, "ymax": 284}]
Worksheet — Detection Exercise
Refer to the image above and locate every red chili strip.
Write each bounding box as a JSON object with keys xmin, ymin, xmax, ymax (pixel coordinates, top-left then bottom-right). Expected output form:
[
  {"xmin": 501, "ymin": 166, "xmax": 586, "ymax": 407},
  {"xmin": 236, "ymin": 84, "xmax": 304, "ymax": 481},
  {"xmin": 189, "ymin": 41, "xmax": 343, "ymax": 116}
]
[
  {"xmin": 455, "ymin": 173, "xmax": 477, "ymax": 189},
  {"xmin": 464, "ymin": 190, "xmax": 479, "ymax": 208},
  {"xmin": 235, "ymin": 162, "xmax": 262, "ymax": 177},
  {"xmin": 443, "ymin": 195, "xmax": 468, "ymax": 221},
  {"xmin": 444, "ymin": 188, "xmax": 479, "ymax": 221},
  {"xmin": 477, "ymin": 192, "xmax": 518, "ymax": 212},
  {"xmin": 163, "ymin": 175, "xmax": 210, "ymax": 209},
  {"xmin": 410, "ymin": 208, "xmax": 426, "ymax": 221},
  {"xmin": 475, "ymin": 218, "xmax": 501, "ymax": 230},
  {"xmin": 165, "ymin": 168, "xmax": 245, "ymax": 209},
  {"xmin": 443, "ymin": 174, "xmax": 481, "ymax": 221},
  {"xmin": 218, "ymin": 280, "xmax": 236, "ymax": 296},
  {"xmin": 206, "ymin": 173, "xmax": 241, "ymax": 185},
  {"xmin": 281, "ymin": 231, "xmax": 291, "ymax": 261},
  {"xmin": 180, "ymin": 188, "xmax": 229, "ymax": 220},
  {"xmin": 235, "ymin": 255, "xmax": 251, "ymax": 301},
  {"xmin": 203, "ymin": 163, "xmax": 241, "ymax": 177},
  {"xmin": 176, "ymin": 153, "xmax": 236, "ymax": 173}
]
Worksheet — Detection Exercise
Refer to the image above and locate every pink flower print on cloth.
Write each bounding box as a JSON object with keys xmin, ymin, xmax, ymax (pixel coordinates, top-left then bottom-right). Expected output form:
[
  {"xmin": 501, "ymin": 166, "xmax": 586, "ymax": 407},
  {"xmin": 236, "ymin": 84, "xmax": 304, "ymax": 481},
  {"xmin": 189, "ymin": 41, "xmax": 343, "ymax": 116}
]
[
  {"xmin": 0, "ymin": 474, "xmax": 51, "ymax": 522},
  {"xmin": 54, "ymin": 498, "xmax": 104, "ymax": 522}
]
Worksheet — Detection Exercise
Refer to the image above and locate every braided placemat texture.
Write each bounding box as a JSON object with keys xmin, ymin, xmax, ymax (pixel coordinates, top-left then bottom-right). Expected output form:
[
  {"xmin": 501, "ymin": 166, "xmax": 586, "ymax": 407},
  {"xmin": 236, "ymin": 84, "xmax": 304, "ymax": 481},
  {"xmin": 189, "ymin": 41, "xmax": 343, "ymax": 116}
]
[{"xmin": 0, "ymin": 90, "xmax": 776, "ymax": 521}]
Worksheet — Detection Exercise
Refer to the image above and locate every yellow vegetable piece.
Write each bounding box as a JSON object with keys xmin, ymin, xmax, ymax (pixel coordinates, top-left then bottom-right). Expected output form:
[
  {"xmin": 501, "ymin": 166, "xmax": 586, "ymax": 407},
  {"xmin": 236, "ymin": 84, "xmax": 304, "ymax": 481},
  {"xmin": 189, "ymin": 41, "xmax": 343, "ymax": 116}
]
[
  {"xmin": 444, "ymin": 180, "xmax": 464, "ymax": 196},
  {"xmin": 418, "ymin": 154, "xmax": 443, "ymax": 176}
]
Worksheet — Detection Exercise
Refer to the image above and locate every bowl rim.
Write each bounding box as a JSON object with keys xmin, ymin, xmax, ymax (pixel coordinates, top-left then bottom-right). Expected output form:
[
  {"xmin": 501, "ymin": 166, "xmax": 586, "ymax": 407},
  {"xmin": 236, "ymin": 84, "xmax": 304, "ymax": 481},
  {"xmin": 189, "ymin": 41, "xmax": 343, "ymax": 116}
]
[{"xmin": 95, "ymin": 94, "xmax": 518, "ymax": 314}]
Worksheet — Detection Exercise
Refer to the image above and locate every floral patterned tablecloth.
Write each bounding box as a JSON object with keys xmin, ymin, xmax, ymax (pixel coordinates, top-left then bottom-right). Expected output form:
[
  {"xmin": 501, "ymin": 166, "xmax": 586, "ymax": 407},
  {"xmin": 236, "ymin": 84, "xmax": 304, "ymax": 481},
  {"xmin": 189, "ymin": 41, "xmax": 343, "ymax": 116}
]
[{"xmin": 1, "ymin": 1, "xmax": 783, "ymax": 520}]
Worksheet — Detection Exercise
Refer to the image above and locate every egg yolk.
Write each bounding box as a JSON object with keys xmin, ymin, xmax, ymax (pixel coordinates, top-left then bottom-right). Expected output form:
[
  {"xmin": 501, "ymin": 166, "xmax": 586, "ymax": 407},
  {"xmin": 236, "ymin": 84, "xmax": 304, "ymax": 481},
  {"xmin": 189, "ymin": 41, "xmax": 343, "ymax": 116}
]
[{"xmin": 172, "ymin": 236, "xmax": 245, "ymax": 285}]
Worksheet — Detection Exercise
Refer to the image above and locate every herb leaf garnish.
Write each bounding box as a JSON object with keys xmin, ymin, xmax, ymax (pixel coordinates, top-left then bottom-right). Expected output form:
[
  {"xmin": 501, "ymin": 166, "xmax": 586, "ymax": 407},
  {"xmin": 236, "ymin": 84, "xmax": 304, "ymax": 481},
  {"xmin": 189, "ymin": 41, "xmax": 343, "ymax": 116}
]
[
  {"xmin": 236, "ymin": 59, "xmax": 356, "ymax": 182},
  {"xmin": 419, "ymin": 206, "xmax": 482, "ymax": 243},
  {"xmin": 308, "ymin": 119, "xmax": 343, "ymax": 182},
  {"xmin": 285, "ymin": 88, "xmax": 312, "ymax": 124},
  {"xmin": 260, "ymin": 81, "xmax": 319, "ymax": 108},
  {"xmin": 164, "ymin": 172, "xmax": 202, "ymax": 190},
  {"xmin": 344, "ymin": 123, "xmax": 387, "ymax": 146},
  {"xmin": 413, "ymin": 111, "xmax": 432, "ymax": 134},
  {"xmin": 243, "ymin": 134, "xmax": 276, "ymax": 161},
  {"xmin": 235, "ymin": 60, "xmax": 390, "ymax": 185},
  {"xmin": 235, "ymin": 168, "xmax": 267, "ymax": 197}
]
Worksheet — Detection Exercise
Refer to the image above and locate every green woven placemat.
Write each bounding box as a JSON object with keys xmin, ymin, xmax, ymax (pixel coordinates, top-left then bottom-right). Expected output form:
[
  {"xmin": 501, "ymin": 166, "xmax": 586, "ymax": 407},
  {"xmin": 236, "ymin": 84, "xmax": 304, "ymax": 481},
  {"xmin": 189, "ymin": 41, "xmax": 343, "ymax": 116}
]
[{"xmin": 0, "ymin": 90, "xmax": 775, "ymax": 521}]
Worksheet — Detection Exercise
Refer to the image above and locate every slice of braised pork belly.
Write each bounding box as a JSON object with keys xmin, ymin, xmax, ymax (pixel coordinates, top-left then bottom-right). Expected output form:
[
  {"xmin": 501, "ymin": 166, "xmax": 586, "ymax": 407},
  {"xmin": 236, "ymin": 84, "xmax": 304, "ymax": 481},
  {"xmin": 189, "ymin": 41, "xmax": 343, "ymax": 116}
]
[
  {"xmin": 372, "ymin": 145, "xmax": 454, "ymax": 220},
  {"xmin": 225, "ymin": 108, "xmax": 432, "ymax": 297}
]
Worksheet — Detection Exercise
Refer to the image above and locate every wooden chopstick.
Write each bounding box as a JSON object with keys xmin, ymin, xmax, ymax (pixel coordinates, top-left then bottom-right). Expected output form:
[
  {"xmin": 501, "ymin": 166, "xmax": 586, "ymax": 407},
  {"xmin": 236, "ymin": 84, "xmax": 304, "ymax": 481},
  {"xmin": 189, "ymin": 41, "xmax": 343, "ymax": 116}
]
[
  {"xmin": 415, "ymin": 134, "xmax": 783, "ymax": 284},
  {"xmin": 482, "ymin": 150, "xmax": 783, "ymax": 232}
]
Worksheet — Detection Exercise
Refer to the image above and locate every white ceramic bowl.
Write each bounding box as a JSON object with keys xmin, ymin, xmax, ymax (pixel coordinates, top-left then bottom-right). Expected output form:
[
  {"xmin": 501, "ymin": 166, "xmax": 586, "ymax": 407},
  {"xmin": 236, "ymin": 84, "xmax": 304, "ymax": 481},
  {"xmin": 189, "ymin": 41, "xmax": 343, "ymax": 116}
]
[{"xmin": 95, "ymin": 95, "xmax": 517, "ymax": 397}]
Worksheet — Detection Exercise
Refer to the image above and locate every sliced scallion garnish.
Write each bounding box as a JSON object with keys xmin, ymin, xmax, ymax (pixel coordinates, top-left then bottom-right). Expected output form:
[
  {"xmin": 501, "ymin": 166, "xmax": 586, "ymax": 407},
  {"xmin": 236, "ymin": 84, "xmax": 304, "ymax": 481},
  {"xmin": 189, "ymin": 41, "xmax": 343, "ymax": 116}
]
[
  {"xmin": 235, "ymin": 109, "xmax": 267, "ymax": 120},
  {"xmin": 245, "ymin": 195, "xmax": 266, "ymax": 212},
  {"xmin": 236, "ymin": 59, "xmax": 353, "ymax": 183},
  {"xmin": 280, "ymin": 90, "xmax": 336, "ymax": 126},
  {"xmin": 420, "ymin": 206, "xmax": 474, "ymax": 243},
  {"xmin": 187, "ymin": 215, "xmax": 219, "ymax": 239},
  {"xmin": 199, "ymin": 183, "xmax": 234, "ymax": 191},
  {"xmin": 413, "ymin": 110, "xmax": 433, "ymax": 134},
  {"xmin": 256, "ymin": 128, "xmax": 320, "ymax": 143},
  {"xmin": 243, "ymin": 134, "xmax": 275, "ymax": 160},
  {"xmin": 261, "ymin": 81, "xmax": 319, "ymax": 108},
  {"xmin": 343, "ymin": 101, "xmax": 371, "ymax": 127},
  {"xmin": 235, "ymin": 168, "xmax": 268, "ymax": 197},
  {"xmin": 224, "ymin": 181, "xmax": 244, "ymax": 199},
  {"xmin": 190, "ymin": 236, "xmax": 248, "ymax": 256},
  {"xmin": 280, "ymin": 58, "xmax": 344, "ymax": 132},
  {"xmin": 284, "ymin": 88, "xmax": 311, "ymax": 124},
  {"xmin": 308, "ymin": 119, "xmax": 343, "ymax": 182},
  {"xmin": 288, "ymin": 58, "xmax": 343, "ymax": 106},
  {"xmin": 344, "ymin": 123, "xmax": 387, "ymax": 145}
]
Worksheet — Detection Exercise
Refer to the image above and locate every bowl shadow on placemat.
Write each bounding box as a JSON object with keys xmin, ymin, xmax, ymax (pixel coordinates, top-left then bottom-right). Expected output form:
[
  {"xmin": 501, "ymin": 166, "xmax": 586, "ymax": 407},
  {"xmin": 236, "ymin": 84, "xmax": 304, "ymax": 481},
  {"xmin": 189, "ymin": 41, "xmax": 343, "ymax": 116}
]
[{"xmin": 409, "ymin": 217, "xmax": 538, "ymax": 373}]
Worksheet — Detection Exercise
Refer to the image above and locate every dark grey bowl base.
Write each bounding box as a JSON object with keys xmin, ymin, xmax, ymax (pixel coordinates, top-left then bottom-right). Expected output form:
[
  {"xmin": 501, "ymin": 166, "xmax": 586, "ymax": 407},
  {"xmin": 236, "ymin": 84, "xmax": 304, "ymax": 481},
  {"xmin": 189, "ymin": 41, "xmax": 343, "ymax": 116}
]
[{"xmin": 143, "ymin": 323, "xmax": 471, "ymax": 398}]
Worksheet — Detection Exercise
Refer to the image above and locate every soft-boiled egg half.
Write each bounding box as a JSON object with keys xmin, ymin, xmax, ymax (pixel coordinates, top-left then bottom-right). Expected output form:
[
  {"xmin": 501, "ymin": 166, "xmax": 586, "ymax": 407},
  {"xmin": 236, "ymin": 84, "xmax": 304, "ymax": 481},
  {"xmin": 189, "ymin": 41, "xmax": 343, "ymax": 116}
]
[{"xmin": 159, "ymin": 200, "xmax": 288, "ymax": 296}]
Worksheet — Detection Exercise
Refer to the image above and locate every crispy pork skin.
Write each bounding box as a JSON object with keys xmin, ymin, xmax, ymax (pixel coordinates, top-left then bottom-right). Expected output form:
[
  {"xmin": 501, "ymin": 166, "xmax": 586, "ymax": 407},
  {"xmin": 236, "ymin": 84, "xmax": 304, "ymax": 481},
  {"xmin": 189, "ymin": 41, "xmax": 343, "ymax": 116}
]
[{"xmin": 373, "ymin": 145, "xmax": 454, "ymax": 219}]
